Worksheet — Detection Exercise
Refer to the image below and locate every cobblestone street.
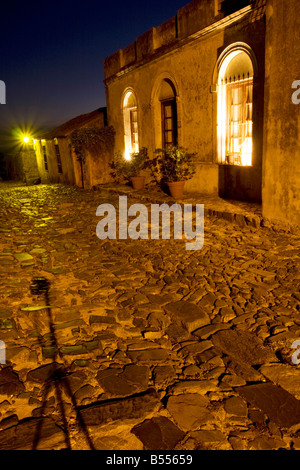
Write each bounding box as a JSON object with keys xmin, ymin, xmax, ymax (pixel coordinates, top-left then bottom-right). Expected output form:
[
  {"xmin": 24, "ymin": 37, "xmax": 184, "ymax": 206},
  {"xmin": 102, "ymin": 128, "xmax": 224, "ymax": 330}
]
[{"xmin": 0, "ymin": 181, "xmax": 299, "ymax": 450}]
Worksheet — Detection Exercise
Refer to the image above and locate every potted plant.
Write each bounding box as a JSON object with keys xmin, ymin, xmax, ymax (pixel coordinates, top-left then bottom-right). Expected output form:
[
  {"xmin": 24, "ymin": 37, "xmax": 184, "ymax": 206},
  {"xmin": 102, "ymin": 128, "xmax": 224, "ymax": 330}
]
[
  {"xmin": 110, "ymin": 147, "xmax": 148, "ymax": 190},
  {"xmin": 146, "ymin": 146, "xmax": 196, "ymax": 198}
]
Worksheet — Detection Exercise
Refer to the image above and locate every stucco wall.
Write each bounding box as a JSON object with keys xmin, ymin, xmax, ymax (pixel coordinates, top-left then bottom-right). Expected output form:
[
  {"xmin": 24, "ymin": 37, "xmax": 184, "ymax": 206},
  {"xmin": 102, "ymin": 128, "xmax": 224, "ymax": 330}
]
[
  {"xmin": 5, "ymin": 149, "xmax": 40, "ymax": 184},
  {"xmin": 262, "ymin": 0, "xmax": 300, "ymax": 226},
  {"xmin": 185, "ymin": 162, "xmax": 219, "ymax": 194},
  {"xmin": 21, "ymin": 149, "xmax": 40, "ymax": 184},
  {"xmin": 75, "ymin": 146, "xmax": 115, "ymax": 189}
]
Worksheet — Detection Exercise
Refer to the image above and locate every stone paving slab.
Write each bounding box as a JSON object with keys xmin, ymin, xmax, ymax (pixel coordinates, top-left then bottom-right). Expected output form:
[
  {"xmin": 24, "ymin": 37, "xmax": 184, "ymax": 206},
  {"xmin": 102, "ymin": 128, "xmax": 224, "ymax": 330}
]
[
  {"xmin": 131, "ymin": 416, "xmax": 185, "ymax": 450},
  {"xmin": 0, "ymin": 417, "xmax": 67, "ymax": 450},
  {"xmin": 211, "ymin": 329, "xmax": 278, "ymax": 366},
  {"xmin": 236, "ymin": 383, "xmax": 300, "ymax": 429}
]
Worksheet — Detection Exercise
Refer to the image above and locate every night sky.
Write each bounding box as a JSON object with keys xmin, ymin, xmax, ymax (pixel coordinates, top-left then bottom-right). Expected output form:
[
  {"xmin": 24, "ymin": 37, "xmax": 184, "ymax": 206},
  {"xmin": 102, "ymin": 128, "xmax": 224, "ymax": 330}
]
[{"xmin": 0, "ymin": 0, "xmax": 186, "ymax": 151}]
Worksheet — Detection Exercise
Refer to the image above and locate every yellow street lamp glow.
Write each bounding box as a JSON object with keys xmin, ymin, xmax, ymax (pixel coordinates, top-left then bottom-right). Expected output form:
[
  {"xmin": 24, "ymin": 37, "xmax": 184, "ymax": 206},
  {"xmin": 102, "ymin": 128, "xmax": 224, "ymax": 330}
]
[{"xmin": 23, "ymin": 136, "xmax": 30, "ymax": 143}]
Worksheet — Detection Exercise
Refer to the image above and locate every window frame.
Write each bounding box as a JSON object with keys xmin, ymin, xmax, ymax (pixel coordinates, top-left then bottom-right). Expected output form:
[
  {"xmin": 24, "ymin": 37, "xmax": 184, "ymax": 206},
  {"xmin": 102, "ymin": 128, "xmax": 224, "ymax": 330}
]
[
  {"xmin": 42, "ymin": 144, "xmax": 48, "ymax": 171},
  {"xmin": 161, "ymin": 98, "xmax": 177, "ymax": 148},
  {"xmin": 225, "ymin": 76, "xmax": 253, "ymax": 165},
  {"xmin": 129, "ymin": 107, "xmax": 139, "ymax": 153},
  {"xmin": 216, "ymin": 45, "xmax": 256, "ymax": 166},
  {"xmin": 123, "ymin": 90, "xmax": 139, "ymax": 159},
  {"xmin": 54, "ymin": 143, "xmax": 63, "ymax": 174}
]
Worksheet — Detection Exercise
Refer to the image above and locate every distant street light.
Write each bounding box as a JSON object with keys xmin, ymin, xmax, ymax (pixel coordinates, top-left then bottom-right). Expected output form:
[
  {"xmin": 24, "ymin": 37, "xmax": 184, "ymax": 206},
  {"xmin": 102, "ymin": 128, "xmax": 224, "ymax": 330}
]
[{"xmin": 23, "ymin": 136, "xmax": 30, "ymax": 143}]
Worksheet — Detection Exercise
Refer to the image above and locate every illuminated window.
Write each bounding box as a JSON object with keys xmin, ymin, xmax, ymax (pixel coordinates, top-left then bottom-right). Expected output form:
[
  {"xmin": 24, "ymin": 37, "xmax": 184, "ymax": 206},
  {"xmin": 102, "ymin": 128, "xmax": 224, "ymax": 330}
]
[
  {"xmin": 130, "ymin": 108, "xmax": 138, "ymax": 153},
  {"xmin": 42, "ymin": 144, "xmax": 48, "ymax": 171},
  {"xmin": 123, "ymin": 90, "xmax": 139, "ymax": 159},
  {"xmin": 54, "ymin": 143, "xmax": 63, "ymax": 174},
  {"xmin": 217, "ymin": 50, "xmax": 254, "ymax": 166},
  {"xmin": 226, "ymin": 76, "xmax": 253, "ymax": 165}
]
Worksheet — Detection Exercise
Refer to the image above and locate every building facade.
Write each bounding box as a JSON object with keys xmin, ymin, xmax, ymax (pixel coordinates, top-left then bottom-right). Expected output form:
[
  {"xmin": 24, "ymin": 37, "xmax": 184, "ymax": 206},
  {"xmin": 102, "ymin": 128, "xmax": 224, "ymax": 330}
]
[
  {"xmin": 34, "ymin": 107, "xmax": 114, "ymax": 189},
  {"xmin": 104, "ymin": 0, "xmax": 300, "ymax": 227}
]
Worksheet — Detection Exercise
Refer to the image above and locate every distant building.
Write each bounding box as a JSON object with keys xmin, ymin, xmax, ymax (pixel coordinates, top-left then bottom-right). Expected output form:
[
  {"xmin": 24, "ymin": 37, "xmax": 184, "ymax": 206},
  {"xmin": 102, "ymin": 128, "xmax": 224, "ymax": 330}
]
[
  {"xmin": 5, "ymin": 148, "xmax": 40, "ymax": 185},
  {"xmin": 104, "ymin": 0, "xmax": 300, "ymax": 227},
  {"xmin": 34, "ymin": 107, "xmax": 114, "ymax": 188}
]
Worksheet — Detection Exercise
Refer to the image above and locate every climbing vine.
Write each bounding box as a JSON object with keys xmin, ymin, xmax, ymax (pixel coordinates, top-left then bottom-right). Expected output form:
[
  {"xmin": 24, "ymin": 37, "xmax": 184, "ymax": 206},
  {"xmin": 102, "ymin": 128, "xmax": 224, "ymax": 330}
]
[{"xmin": 69, "ymin": 126, "xmax": 115, "ymax": 164}]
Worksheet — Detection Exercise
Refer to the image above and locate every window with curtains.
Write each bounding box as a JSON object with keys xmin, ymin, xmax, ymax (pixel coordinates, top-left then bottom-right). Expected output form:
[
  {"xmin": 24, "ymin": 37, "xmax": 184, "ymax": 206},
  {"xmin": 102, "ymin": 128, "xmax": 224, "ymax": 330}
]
[
  {"xmin": 225, "ymin": 75, "xmax": 253, "ymax": 165},
  {"xmin": 123, "ymin": 90, "xmax": 139, "ymax": 160},
  {"xmin": 130, "ymin": 108, "xmax": 139, "ymax": 153},
  {"xmin": 217, "ymin": 49, "xmax": 254, "ymax": 166}
]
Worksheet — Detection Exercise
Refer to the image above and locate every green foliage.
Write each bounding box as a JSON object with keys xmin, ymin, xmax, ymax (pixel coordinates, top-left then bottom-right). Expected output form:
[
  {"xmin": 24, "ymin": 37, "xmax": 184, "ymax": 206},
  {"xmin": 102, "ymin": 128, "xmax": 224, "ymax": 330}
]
[
  {"xmin": 145, "ymin": 146, "xmax": 196, "ymax": 184},
  {"xmin": 70, "ymin": 126, "xmax": 115, "ymax": 163},
  {"xmin": 109, "ymin": 147, "xmax": 148, "ymax": 183}
]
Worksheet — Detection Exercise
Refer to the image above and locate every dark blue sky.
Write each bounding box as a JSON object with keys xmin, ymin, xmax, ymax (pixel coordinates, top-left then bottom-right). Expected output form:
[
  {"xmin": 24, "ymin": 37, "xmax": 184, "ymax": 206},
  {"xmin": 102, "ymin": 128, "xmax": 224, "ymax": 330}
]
[{"xmin": 0, "ymin": 0, "xmax": 187, "ymax": 149}]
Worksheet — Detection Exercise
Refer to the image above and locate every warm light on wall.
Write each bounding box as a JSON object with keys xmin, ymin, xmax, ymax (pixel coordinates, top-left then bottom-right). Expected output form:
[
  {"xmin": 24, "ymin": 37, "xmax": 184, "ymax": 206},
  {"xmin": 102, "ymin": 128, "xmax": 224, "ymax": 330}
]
[{"xmin": 240, "ymin": 137, "xmax": 252, "ymax": 166}]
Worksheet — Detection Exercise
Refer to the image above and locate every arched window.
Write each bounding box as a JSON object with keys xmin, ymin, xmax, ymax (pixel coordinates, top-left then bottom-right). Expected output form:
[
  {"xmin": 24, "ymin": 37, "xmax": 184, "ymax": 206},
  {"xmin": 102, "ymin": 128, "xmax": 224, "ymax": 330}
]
[
  {"xmin": 217, "ymin": 48, "xmax": 254, "ymax": 166},
  {"xmin": 123, "ymin": 90, "xmax": 139, "ymax": 160},
  {"xmin": 158, "ymin": 79, "xmax": 177, "ymax": 148}
]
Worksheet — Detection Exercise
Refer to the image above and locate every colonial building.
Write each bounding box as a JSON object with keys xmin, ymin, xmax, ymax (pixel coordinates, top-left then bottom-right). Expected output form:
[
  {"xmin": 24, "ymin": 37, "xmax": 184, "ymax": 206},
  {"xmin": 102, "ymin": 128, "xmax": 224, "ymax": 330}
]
[
  {"xmin": 34, "ymin": 107, "xmax": 114, "ymax": 189},
  {"xmin": 104, "ymin": 0, "xmax": 300, "ymax": 227}
]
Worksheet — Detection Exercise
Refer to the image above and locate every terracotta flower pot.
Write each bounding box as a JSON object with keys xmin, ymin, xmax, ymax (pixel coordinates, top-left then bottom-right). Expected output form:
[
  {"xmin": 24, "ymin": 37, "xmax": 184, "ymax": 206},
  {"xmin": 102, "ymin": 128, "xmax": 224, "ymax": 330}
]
[
  {"xmin": 131, "ymin": 175, "xmax": 145, "ymax": 190},
  {"xmin": 167, "ymin": 180, "xmax": 185, "ymax": 198}
]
